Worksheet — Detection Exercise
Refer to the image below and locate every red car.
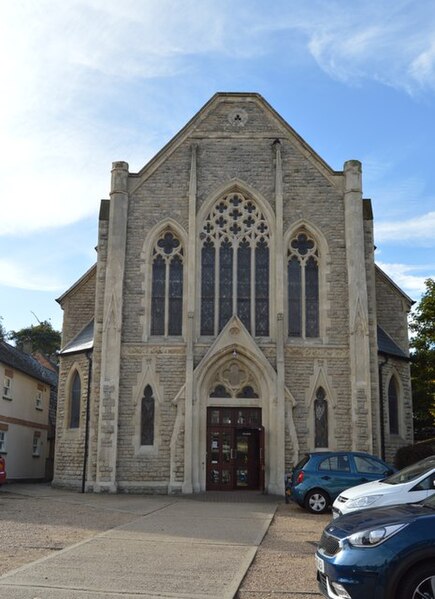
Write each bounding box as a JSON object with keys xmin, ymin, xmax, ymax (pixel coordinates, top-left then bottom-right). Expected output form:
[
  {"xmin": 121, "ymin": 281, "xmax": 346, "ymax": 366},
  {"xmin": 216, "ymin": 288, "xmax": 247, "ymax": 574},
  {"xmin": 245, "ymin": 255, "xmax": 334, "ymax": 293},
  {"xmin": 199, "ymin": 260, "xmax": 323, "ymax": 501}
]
[{"xmin": 0, "ymin": 456, "xmax": 6, "ymax": 484}]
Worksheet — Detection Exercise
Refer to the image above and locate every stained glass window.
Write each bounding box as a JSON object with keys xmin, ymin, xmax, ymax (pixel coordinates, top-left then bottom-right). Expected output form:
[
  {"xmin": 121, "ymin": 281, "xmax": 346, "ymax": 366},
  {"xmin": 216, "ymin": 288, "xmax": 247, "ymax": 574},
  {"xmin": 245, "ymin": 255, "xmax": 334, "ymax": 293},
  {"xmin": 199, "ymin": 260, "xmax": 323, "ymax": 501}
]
[
  {"xmin": 141, "ymin": 385, "xmax": 155, "ymax": 446},
  {"xmin": 201, "ymin": 240, "xmax": 215, "ymax": 335},
  {"xmin": 168, "ymin": 255, "xmax": 183, "ymax": 335},
  {"xmin": 70, "ymin": 371, "xmax": 81, "ymax": 429},
  {"xmin": 237, "ymin": 241, "xmax": 251, "ymax": 332},
  {"xmin": 200, "ymin": 192, "xmax": 270, "ymax": 336},
  {"xmin": 255, "ymin": 239, "xmax": 269, "ymax": 336},
  {"xmin": 150, "ymin": 231, "xmax": 183, "ymax": 336},
  {"xmin": 314, "ymin": 387, "xmax": 328, "ymax": 447},
  {"xmin": 288, "ymin": 232, "xmax": 319, "ymax": 338},
  {"xmin": 388, "ymin": 377, "xmax": 399, "ymax": 435},
  {"xmin": 219, "ymin": 240, "xmax": 233, "ymax": 331}
]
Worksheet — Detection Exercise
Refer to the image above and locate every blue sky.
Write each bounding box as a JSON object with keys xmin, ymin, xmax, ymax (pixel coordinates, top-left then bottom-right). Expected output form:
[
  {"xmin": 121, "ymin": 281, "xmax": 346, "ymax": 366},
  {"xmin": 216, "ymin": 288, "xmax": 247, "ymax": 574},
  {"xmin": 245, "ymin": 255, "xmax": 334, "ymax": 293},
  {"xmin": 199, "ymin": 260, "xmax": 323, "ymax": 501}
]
[{"xmin": 1, "ymin": 0, "xmax": 434, "ymax": 335}]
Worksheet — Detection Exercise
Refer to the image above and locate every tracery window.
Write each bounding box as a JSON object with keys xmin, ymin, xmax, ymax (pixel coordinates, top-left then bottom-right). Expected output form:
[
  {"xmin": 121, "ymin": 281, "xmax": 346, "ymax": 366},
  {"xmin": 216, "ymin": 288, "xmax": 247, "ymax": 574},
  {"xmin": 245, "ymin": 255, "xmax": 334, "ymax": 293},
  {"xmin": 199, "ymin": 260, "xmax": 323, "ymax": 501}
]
[
  {"xmin": 314, "ymin": 387, "xmax": 328, "ymax": 447},
  {"xmin": 69, "ymin": 371, "xmax": 81, "ymax": 429},
  {"xmin": 287, "ymin": 231, "xmax": 319, "ymax": 338},
  {"xmin": 151, "ymin": 231, "xmax": 183, "ymax": 336},
  {"xmin": 200, "ymin": 193, "xmax": 270, "ymax": 336},
  {"xmin": 388, "ymin": 377, "xmax": 399, "ymax": 435},
  {"xmin": 141, "ymin": 385, "xmax": 155, "ymax": 446}
]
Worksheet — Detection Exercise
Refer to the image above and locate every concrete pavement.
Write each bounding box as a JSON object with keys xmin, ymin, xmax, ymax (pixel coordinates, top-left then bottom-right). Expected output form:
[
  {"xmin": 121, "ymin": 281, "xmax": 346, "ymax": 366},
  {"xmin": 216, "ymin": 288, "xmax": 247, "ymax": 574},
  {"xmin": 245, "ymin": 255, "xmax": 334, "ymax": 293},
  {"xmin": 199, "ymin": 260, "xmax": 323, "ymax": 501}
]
[{"xmin": 0, "ymin": 486, "xmax": 278, "ymax": 598}]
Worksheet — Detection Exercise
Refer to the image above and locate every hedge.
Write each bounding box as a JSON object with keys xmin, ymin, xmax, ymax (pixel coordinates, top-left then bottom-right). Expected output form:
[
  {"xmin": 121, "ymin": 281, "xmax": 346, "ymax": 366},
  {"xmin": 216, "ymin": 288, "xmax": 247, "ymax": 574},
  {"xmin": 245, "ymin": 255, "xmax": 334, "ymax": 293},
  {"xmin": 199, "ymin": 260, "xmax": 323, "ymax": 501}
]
[{"xmin": 394, "ymin": 438, "xmax": 435, "ymax": 469}]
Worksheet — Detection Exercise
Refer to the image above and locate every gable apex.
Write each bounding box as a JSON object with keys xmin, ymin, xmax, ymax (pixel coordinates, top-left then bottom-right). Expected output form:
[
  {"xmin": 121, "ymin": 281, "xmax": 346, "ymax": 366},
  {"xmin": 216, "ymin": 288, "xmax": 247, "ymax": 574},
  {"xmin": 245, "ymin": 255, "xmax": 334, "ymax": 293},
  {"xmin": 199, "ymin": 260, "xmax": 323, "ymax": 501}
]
[{"xmin": 129, "ymin": 92, "xmax": 343, "ymax": 194}]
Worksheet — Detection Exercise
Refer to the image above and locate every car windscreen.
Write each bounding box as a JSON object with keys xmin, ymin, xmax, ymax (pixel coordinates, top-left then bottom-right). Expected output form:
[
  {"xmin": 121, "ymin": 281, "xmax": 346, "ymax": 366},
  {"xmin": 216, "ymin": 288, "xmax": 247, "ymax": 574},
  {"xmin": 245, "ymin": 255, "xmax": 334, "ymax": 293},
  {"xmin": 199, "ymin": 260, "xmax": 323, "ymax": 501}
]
[
  {"xmin": 383, "ymin": 460, "xmax": 435, "ymax": 485},
  {"xmin": 294, "ymin": 455, "xmax": 309, "ymax": 470},
  {"xmin": 421, "ymin": 493, "xmax": 435, "ymax": 510}
]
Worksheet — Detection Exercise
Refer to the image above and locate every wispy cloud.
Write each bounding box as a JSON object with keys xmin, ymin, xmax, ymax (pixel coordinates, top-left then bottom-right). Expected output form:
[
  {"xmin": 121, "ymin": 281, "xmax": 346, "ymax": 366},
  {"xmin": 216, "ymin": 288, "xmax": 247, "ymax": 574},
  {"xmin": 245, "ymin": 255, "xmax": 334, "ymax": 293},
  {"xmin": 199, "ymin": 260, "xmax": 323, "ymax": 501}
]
[
  {"xmin": 376, "ymin": 261, "xmax": 434, "ymax": 297},
  {"xmin": 375, "ymin": 211, "xmax": 435, "ymax": 244},
  {"xmin": 0, "ymin": 259, "xmax": 66, "ymax": 292}
]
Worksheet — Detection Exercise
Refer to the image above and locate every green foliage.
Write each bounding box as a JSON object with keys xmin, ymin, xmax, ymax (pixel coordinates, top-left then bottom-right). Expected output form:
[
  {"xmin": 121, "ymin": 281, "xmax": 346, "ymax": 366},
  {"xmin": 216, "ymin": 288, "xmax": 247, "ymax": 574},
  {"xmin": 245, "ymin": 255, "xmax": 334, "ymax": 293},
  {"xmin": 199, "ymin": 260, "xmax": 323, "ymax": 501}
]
[
  {"xmin": 410, "ymin": 279, "xmax": 435, "ymax": 439},
  {"xmin": 8, "ymin": 320, "xmax": 61, "ymax": 359},
  {"xmin": 394, "ymin": 439, "xmax": 435, "ymax": 469},
  {"xmin": 0, "ymin": 316, "xmax": 5, "ymax": 341}
]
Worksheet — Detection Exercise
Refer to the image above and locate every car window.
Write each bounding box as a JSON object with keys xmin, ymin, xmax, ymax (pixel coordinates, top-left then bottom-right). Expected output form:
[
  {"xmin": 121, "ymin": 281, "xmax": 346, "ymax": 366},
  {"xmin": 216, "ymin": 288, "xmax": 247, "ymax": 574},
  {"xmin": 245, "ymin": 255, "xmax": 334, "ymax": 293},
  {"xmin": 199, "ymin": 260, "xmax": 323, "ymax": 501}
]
[
  {"xmin": 411, "ymin": 475, "xmax": 435, "ymax": 492},
  {"xmin": 318, "ymin": 455, "xmax": 350, "ymax": 472},
  {"xmin": 295, "ymin": 455, "xmax": 310, "ymax": 470},
  {"xmin": 354, "ymin": 455, "xmax": 387, "ymax": 475},
  {"xmin": 384, "ymin": 460, "xmax": 435, "ymax": 485}
]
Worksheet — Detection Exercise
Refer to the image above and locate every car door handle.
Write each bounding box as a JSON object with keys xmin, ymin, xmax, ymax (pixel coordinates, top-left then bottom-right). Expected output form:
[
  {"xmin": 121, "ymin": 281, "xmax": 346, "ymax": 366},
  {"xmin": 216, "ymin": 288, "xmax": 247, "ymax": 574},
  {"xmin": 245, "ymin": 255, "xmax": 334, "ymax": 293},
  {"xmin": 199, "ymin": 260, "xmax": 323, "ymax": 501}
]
[{"xmin": 321, "ymin": 476, "xmax": 331, "ymax": 480}]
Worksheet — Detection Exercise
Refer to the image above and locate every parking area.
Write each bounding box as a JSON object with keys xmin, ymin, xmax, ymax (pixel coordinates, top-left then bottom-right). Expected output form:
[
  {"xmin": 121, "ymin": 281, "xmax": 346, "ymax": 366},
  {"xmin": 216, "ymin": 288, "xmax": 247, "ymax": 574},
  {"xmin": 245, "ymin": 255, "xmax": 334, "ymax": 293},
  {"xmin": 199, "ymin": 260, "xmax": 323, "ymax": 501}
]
[{"xmin": 0, "ymin": 484, "xmax": 328, "ymax": 598}]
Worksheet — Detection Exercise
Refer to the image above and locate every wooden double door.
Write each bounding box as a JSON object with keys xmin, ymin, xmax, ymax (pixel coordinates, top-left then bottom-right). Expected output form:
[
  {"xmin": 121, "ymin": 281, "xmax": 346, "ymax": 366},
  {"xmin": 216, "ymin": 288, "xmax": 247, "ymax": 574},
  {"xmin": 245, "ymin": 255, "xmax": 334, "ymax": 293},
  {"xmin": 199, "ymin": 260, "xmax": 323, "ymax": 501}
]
[{"xmin": 206, "ymin": 407, "xmax": 264, "ymax": 491}]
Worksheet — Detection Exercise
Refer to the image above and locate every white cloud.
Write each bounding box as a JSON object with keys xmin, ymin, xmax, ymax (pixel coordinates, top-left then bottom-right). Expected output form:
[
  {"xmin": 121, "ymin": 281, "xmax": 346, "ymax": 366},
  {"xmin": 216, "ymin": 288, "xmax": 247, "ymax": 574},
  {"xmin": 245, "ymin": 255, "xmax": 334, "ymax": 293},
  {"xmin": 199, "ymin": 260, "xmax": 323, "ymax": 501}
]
[
  {"xmin": 375, "ymin": 211, "xmax": 435, "ymax": 243},
  {"xmin": 376, "ymin": 261, "xmax": 434, "ymax": 297},
  {"xmin": 0, "ymin": 259, "xmax": 66, "ymax": 292}
]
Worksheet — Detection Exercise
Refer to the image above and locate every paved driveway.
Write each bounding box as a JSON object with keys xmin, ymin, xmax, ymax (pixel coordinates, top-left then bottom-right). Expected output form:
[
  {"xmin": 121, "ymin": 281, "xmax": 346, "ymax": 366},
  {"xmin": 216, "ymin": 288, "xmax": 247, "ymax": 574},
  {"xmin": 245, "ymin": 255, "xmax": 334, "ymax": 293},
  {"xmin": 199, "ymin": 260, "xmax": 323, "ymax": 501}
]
[{"xmin": 0, "ymin": 484, "xmax": 278, "ymax": 598}]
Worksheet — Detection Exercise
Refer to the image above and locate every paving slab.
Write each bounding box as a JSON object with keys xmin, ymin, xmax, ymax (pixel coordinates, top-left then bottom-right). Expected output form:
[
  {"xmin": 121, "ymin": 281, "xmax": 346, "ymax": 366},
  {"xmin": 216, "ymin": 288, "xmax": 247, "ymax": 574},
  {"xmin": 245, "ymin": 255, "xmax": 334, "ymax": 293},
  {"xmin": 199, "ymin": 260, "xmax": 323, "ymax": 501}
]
[{"xmin": 0, "ymin": 496, "xmax": 277, "ymax": 599}]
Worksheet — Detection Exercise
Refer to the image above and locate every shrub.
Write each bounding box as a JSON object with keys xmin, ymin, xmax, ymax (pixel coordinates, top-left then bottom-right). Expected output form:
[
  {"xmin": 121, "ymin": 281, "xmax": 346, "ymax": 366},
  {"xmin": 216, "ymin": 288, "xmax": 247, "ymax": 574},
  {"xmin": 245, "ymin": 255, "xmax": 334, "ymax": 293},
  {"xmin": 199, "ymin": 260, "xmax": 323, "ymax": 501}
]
[{"xmin": 394, "ymin": 439, "xmax": 435, "ymax": 469}]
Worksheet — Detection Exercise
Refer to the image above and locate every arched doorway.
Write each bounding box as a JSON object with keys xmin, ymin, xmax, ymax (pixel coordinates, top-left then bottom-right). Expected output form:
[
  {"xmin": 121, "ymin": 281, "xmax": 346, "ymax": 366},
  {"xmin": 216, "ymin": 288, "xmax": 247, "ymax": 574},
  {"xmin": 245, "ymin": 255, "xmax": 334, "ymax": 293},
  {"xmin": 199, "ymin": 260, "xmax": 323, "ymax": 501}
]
[{"xmin": 206, "ymin": 406, "xmax": 264, "ymax": 491}]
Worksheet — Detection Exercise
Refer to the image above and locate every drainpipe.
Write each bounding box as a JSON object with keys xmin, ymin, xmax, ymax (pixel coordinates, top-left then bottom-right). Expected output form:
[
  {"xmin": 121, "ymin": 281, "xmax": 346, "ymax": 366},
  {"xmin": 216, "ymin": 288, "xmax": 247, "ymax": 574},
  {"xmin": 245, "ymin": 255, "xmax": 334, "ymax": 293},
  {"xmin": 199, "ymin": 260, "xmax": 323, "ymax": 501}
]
[
  {"xmin": 82, "ymin": 351, "xmax": 93, "ymax": 493},
  {"xmin": 379, "ymin": 355, "xmax": 389, "ymax": 461}
]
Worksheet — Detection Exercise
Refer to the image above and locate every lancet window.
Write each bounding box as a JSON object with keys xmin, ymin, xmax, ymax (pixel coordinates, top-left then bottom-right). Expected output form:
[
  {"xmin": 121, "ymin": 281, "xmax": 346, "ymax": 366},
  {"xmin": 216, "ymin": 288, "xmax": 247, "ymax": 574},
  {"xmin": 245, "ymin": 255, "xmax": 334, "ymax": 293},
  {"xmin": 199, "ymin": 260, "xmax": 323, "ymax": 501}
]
[
  {"xmin": 69, "ymin": 371, "xmax": 81, "ymax": 429},
  {"xmin": 287, "ymin": 231, "xmax": 319, "ymax": 338},
  {"xmin": 141, "ymin": 385, "xmax": 155, "ymax": 446},
  {"xmin": 388, "ymin": 376, "xmax": 399, "ymax": 435},
  {"xmin": 151, "ymin": 231, "xmax": 183, "ymax": 336},
  {"xmin": 314, "ymin": 387, "xmax": 328, "ymax": 447},
  {"xmin": 200, "ymin": 193, "xmax": 270, "ymax": 336}
]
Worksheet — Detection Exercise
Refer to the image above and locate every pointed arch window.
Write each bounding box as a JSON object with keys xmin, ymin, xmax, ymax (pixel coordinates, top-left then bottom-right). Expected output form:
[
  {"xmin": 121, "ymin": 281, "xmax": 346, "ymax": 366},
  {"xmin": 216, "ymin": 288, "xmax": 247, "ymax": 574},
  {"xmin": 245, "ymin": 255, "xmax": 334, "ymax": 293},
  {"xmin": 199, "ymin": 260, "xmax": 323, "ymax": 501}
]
[
  {"xmin": 69, "ymin": 371, "xmax": 81, "ymax": 429},
  {"xmin": 388, "ymin": 377, "xmax": 399, "ymax": 435},
  {"xmin": 314, "ymin": 387, "xmax": 328, "ymax": 447},
  {"xmin": 288, "ymin": 232, "xmax": 319, "ymax": 338},
  {"xmin": 141, "ymin": 385, "xmax": 155, "ymax": 446},
  {"xmin": 200, "ymin": 192, "xmax": 270, "ymax": 336},
  {"xmin": 151, "ymin": 231, "xmax": 184, "ymax": 336}
]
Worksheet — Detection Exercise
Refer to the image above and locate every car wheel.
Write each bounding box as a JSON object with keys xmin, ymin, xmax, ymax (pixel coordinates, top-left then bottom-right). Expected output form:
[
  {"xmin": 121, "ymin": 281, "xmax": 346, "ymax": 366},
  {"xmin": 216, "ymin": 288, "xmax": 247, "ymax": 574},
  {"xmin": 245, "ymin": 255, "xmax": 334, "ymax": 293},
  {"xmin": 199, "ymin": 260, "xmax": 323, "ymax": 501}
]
[
  {"xmin": 304, "ymin": 489, "xmax": 329, "ymax": 514},
  {"xmin": 398, "ymin": 563, "xmax": 435, "ymax": 599}
]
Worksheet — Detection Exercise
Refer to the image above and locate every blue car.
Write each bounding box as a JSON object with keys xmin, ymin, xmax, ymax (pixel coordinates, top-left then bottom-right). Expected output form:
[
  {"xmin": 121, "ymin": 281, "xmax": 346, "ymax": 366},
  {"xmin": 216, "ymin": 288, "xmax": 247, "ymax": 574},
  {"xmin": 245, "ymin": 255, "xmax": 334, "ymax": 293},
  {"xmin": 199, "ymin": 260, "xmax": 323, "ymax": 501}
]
[
  {"xmin": 286, "ymin": 451, "xmax": 394, "ymax": 513},
  {"xmin": 316, "ymin": 493, "xmax": 435, "ymax": 599}
]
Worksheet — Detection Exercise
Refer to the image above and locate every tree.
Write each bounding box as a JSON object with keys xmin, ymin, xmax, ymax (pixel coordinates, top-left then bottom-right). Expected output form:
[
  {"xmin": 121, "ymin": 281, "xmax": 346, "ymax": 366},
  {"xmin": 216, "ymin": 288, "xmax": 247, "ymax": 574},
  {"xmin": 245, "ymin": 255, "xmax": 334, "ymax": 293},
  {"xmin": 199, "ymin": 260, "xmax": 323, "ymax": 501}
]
[
  {"xmin": 410, "ymin": 278, "xmax": 435, "ymax": 439},
  {"xmin": 0, "ymin": 316, "xmax": 5, "ymax": 341},
  {"xmin": 9, "ymin": 320, "xmax": 61, "ymax": 360}
]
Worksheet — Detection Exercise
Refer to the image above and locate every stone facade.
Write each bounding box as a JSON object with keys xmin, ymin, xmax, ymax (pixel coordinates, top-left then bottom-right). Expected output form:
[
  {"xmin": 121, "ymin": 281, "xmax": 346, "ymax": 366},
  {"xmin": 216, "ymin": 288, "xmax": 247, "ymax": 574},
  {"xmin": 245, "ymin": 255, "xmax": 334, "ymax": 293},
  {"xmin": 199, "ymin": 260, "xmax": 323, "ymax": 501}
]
[{"xmin": 53, "ymin": 93, "xmax": 413, "ymax": 495}]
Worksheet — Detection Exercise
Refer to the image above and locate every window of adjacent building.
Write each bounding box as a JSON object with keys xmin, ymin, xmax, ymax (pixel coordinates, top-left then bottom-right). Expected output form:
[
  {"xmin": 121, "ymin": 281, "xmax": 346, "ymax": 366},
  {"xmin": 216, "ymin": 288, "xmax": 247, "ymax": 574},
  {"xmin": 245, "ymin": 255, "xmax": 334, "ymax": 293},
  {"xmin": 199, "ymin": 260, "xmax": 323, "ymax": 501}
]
[
  {"xmin": 32, "ymin": 431, "xmax": 41, "ymax": 456},
  {"xmin": 200, "ymin": 192, "xmax": 270, "ymax": 336},
  {"xmin": 151, "ymin": 231, "xmax": 184, "ymax": 336},
  {"xmin": 314, "ymin": 387, "xmax": 328, "ymax": 448},
  {"xmin": 3, "ymin": 376, "xmax": 12, "ymax": 400},
  {"xmin": 70, "ymin": 371, "xmax": 81, "ymax": 429},
  {"xmin": 287, "ymin": 232, "xmax": 319, "ymax": 338},
  {"xmin": 141, "ymin": 385, "xmax": 155, "ymax": 446},
  {"xmin": 388, "ymin": 376, "xmax": 399, "ymax": 435},
  {"xmin": 35, "ymin": 390, "xmax": 43, "ymax": 410},
  {"xmin": 0, "ymin": 431, "xmax": 6, "ymax": 453}
]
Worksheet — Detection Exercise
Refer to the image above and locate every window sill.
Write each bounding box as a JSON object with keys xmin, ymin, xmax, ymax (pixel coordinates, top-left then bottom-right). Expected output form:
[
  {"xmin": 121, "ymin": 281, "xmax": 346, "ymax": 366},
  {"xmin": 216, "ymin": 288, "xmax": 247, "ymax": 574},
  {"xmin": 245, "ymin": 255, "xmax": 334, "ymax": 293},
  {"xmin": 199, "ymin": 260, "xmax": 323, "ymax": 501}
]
[
  {"xmin": 2, "ymin": 396, "xmax": 12, "ymax": 401},
  {"xmin": 0, "ymin": 450, "xmax": 7, "ymax": 455},
  {"xmin": 35, "ymin": 407, "xmax": 43, "ymax": 411},
  {"xmin": 32, "ymin": 454, "xmax": 40, "ymax": 458}
]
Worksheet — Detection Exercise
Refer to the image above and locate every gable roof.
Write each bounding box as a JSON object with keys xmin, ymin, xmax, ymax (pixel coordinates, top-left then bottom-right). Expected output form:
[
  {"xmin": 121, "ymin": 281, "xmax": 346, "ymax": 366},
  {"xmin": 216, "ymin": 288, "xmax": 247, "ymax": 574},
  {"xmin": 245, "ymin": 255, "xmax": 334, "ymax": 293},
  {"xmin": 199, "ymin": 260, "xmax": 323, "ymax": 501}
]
[
  {"xmin": 56, "ymin": 263, "xmax": 96, "ymax": 306},
  {"xmin": 377, "ymin": 325, "xmax": 409, "ymax": 360},
  {"xmin": 375, "ymin": 264, "xmax": 414, "ymax": 308},
  {"xmin": 60, "ymin": 319, "xmax": 94, "ymax": 355},
  {"xmin": 0, "ymin": 341, "xmax": 58, "ymax": 386},
  {"xmin": 129, "ymin": 92, "xmax": 342, "ymax": 193}
]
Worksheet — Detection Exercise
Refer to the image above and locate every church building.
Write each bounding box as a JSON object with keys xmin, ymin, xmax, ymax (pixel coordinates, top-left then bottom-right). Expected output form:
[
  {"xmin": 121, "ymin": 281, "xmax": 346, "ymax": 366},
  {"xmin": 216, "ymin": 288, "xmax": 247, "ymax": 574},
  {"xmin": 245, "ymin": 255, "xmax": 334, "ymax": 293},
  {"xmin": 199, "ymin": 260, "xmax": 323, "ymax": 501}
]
[{"xmin": 53, "ymin": 93, "xmax": 413, "ymax": 495}]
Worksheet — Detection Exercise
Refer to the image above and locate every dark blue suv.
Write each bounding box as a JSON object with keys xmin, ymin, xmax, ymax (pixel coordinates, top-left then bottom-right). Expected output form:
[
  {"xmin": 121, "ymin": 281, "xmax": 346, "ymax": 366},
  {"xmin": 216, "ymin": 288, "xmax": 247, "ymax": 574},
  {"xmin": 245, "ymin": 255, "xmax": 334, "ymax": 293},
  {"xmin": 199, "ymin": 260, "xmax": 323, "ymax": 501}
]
[
  {"xmin": 286, "ymin": 451, "xmax": 394, "ymax": 513},
  {"xmin": 316, "ymin": 493, "xmax": 435, "ymax": 599}
]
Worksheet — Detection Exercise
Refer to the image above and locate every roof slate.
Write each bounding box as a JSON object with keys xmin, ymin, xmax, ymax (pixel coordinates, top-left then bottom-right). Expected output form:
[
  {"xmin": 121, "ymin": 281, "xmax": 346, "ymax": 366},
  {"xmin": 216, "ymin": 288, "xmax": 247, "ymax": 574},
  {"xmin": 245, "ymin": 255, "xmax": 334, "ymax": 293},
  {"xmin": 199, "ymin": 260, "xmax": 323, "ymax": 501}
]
[
  {"xmin": 0, "ymin": 341, "xmax": 58, "ymax": 385},
  {"xmin": 377, "ymin": 326, "xmax": 409, "ymax": 360}
]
